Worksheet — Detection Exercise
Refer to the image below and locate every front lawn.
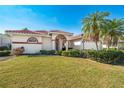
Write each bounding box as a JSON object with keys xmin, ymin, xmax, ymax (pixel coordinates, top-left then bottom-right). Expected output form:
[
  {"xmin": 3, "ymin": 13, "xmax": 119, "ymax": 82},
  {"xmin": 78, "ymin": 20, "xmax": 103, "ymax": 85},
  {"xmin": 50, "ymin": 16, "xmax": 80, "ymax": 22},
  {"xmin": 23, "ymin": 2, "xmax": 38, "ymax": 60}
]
[{"xmin": 0, "ymin": 56, "xmax": 124, "ymax": 88}]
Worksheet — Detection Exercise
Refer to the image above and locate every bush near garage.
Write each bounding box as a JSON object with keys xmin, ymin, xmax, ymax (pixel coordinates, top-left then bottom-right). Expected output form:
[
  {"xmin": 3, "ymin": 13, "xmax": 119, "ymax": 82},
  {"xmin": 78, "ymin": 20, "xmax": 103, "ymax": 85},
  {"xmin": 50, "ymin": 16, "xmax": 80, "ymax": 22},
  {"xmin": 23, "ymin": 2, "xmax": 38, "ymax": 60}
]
[{"xmin": 13, "ymin": 47, "xmax": 25, "ymax": 56}]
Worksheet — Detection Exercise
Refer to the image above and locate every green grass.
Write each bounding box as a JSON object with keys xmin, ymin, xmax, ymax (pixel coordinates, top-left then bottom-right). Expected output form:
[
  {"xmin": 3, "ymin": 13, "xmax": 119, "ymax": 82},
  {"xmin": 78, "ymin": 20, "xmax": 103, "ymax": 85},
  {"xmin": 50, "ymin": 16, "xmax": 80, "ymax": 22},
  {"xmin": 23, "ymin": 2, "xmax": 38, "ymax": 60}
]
[{"xmin": 0, "ymin": 56, "xmax": 124, "ymax": 88}]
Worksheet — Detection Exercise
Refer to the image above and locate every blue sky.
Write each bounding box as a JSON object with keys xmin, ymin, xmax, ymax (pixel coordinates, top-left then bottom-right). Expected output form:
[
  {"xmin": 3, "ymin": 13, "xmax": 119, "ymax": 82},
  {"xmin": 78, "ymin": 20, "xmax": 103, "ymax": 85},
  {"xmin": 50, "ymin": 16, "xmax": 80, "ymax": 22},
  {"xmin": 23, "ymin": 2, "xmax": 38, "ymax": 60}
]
[{"xmin": 0, "ymin": 5, "xmax": 124, "ymax": 34}]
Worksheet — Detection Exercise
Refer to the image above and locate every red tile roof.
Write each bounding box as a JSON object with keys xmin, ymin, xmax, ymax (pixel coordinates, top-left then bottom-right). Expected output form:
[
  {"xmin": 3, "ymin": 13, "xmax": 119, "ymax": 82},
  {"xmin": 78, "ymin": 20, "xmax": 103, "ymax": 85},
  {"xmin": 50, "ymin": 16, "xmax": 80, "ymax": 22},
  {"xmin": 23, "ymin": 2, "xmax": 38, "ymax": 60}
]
[
  {"xmin": 6, "ymin": 30, "xmax": 48, "ymax": 35},
  {"xmin": 6, "ymin": 30, "xmax": 37, "ymax": 34},
  {"xmin": 35, "ymin": 30, "xmax": 48, "ymax": 34},
  {"xmin": 5, "ymin": 30, "xmax": 73, "ymax": 35},
  {"xmin": 50, "ymin": 30, "xmax": 73, "ymax": 34},
  {"xmin": 70, "ymin": 34, "xmax": 83, "ymax": 40}
]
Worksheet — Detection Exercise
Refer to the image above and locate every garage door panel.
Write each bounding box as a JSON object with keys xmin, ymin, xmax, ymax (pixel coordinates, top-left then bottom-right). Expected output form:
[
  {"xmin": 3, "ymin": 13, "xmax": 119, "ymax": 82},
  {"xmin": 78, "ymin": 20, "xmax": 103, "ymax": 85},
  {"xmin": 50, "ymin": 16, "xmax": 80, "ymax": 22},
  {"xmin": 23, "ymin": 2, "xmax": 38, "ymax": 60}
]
[{"xmin": 12, "ymin": 44, "xmax": 42, "ymax": 54}]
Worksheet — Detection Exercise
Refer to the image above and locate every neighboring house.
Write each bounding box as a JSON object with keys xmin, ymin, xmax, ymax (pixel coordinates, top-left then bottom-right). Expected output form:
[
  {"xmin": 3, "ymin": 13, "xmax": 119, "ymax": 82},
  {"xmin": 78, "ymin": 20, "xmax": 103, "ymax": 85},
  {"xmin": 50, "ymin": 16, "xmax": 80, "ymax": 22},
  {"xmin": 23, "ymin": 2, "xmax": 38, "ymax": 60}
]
[
  {"xmin": 5, "ymin": 29, "xmax": 102, "ymax": 54},
  {"xmin": 0, "ymin": 34, "xmax": 11, "ymax": 47}
]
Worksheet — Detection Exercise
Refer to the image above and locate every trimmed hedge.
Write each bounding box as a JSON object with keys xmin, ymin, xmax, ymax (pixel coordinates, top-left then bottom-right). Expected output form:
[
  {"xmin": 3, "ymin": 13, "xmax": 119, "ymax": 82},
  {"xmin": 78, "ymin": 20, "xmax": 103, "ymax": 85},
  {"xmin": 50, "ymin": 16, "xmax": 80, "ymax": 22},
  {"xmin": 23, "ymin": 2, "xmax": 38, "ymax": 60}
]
[
  {"xmin": 0, "ymin": 51, "xmax": 11, "ymax": 57},
  {"xmin": 56, "ymin": 50, "xmax": 63, "ymax": 55},
  {"xmin": 39, "ymin": 49, "xmax": 124, "ymax": 65},
  {"xmin": 62, "ymin": 51, "xmax": 70, "ymax": 56},
  {"xmin": 87, "ymin": 50, "xmax": 124, "ymax": 65},
  {"xmin": 0, "ymin": 46, "xmax": 11, "ymax": 56},
  {"xmin": 69, "ymin": 50, "xmax": 80, "ymax": 57},
  {"xmin": 0, "ymin": 46, "xmax": 10, "ymax": 51},
  {"xmin": 80, "ymin": 51, "xmax": 88, "ymax": 58},
  {"xmin": 61, "ymin": 49, "xmax": 124, "ymax": 65},
  {"xmin": 40, "ymin": 50, "xmax": 56, "ymax": 55},
  {"xmin": 62, "ymin": 50, "xmax": 81, "ymax": 57}
]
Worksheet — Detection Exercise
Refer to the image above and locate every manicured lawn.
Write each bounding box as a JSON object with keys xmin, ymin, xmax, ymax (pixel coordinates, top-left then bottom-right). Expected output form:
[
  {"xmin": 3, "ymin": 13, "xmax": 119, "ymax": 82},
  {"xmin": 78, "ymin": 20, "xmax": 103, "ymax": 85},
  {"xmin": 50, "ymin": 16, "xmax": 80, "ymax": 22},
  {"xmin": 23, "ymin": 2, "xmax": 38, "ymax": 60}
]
[{"xmin": 0, "ymin": 56, "xmax": 124, "ymax": 88}]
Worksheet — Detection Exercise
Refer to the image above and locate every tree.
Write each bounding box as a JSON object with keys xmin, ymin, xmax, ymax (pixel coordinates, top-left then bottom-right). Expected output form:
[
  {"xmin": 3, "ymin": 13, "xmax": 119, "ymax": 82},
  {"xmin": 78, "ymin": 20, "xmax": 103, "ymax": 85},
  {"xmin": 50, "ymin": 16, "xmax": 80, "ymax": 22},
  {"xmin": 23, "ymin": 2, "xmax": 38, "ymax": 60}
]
[
  {"xmin": 102, "ymin": 19, "xmax": 124, "ymax": 49},
  {"xmin": 22, "ymin": 27, "xmax": 28, "ymax": 30},
  {"xmin": 82, "ymin": 11, "xmax": 110, "ymax": 50}
]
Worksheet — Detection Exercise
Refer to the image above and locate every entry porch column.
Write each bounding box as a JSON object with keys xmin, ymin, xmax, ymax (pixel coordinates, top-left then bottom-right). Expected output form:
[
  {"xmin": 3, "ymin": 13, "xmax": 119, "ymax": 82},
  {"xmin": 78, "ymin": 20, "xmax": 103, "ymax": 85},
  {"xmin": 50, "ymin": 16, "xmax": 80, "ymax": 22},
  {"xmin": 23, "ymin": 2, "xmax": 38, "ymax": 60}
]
[
  {"xmin": 66, "ymin": 40, "xmax": 69, "ymax": 51},
  {"xmin": 52, "ymin": 40, "xmax": 56, "ymax": 50}
]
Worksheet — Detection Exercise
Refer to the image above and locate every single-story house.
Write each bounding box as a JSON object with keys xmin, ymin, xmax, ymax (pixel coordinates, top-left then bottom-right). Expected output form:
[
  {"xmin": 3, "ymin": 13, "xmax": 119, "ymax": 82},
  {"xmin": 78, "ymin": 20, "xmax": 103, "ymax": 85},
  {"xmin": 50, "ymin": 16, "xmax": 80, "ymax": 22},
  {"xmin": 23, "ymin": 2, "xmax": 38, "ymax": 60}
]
[{"xmin": 5, "ymin": 29, "xmax": 102, "ymax": 54}]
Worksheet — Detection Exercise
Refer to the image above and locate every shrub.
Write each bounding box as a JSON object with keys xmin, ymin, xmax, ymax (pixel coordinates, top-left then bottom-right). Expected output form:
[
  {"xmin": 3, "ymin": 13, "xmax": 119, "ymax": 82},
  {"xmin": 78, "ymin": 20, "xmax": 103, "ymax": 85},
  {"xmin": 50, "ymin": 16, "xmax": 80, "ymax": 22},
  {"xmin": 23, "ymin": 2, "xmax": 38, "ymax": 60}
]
[
  {"xmin": 61, "ymin": 49, "xmax": 124, "ymax": 65},
  {"xmin": 0, "ymin": 51, "xmax": 11, "ymax": 57},
  {"xmin": 68, "ymin": 50, "xmax": 80, "ymax": 57},
  {"xmin": 62, "ymin": 51, "xmax": 70, "ymax": 56},
  {"xmin": 40, "ymin": 50, "xmax": 56, "ymax": 55},
  {"xmin": 13, "ymin": 47, "xmax": 25, "ymax": 56},
  {"xmin": 56, "ymin": 50, "xmax": 63, "ymax": 55},
  {"xmin": 0, "ymin": 46, "xmax": 9, "ymax": 51},
  {"xmin": 87, "ymin": 50, "xmax": 98, "ymax": 59},
  {"xmin": 40, "ymin": 50, "xmax": 48, "ymax": 55},
  {"xmin": 87, "ymin": 50, "xmax": 124, "ymax": 65},
  {"xmin": 47, "ymin": 50, "xmax": 56, "ymax": 55},
  {"xmin": 62, "ymin": 50, "xmax": 80, "ymax": 57},
  {"xmin": 80, "ymin": 51, "xmax": 88, "ymax": 58}
]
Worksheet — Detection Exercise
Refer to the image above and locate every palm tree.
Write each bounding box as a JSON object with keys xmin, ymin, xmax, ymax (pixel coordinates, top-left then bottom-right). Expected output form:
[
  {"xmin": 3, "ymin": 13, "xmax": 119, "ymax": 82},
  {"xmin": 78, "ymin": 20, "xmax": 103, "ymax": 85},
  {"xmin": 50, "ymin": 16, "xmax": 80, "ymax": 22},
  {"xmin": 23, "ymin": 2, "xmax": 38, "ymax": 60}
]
[
  {"xmin": 102, "ymin": 19, "xmax": 124, "ymax": 49},
  {"xmin": 82, "ymin": 11, "xmax": 110, "ymax": 50}
]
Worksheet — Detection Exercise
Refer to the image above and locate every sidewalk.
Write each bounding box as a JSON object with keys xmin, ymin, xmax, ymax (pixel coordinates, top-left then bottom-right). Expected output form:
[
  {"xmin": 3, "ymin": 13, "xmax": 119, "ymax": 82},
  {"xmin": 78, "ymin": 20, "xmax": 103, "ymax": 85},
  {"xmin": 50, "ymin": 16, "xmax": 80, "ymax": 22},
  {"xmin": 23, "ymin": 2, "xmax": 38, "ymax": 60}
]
[{"xmin": 0, "ymin": 56, "xmax": 14, "ymax": 62}]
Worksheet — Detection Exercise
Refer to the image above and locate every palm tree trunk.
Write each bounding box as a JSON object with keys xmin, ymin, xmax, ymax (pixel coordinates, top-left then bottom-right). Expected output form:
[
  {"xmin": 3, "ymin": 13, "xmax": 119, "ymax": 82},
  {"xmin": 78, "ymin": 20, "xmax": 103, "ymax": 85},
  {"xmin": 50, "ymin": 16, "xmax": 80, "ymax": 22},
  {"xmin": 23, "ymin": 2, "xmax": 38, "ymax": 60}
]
[
  {"xmin": 82, "ymin": 40, "xmax": 85, "ymax": 50},
  {"xmin": 95, "ymin": 41, "xmax": 98, "ymax": 51},
  {"xmin": 107, "ymin": 41, "xmax": 110, "ymax": 49},
  {"xmin": 109, "ymin": 36, "xmax": 112, "ymax": 49},
  {"xmin": 107, "ymin": 44, "xmax": 110, "ymax": 49},
  {"xmin": 100, "ymin": 40, "xmax": 103, "ymax": 50},
  {"xmin": 117, "ymin": 40, "xmax": 119, "ymax": 50},
  {"xmin": 107, "ymin": 37, "xmax": 112, "ymax": 49}
]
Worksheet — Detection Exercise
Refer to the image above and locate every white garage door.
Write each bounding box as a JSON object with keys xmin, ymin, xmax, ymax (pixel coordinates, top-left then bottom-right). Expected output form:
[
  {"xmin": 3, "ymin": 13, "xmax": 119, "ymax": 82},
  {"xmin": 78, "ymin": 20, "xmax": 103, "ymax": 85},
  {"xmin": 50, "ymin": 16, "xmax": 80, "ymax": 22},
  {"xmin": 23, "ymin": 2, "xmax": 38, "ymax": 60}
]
[{"xmin": 12, "ymin": 44, "xmax": 42, "ymax": 54}]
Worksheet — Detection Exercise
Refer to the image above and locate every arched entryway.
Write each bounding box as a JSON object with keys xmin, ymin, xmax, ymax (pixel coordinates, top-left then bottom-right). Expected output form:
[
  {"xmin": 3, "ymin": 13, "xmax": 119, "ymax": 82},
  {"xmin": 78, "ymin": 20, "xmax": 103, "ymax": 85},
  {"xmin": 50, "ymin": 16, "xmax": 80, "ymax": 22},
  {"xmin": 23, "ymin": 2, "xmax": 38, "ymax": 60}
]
[{"xmin": 55, "ymin": 34, "xmax": 67, "ymax": 51}]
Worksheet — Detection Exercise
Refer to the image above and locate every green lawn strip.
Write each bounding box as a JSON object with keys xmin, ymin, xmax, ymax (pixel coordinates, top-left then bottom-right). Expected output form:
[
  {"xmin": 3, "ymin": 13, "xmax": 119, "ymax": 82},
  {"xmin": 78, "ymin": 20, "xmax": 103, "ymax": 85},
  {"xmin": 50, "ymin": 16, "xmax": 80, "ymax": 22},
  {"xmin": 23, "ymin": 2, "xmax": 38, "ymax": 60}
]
[{"xmin": 0, "ymin": 56, "xmax": 124, "ymax": 88}]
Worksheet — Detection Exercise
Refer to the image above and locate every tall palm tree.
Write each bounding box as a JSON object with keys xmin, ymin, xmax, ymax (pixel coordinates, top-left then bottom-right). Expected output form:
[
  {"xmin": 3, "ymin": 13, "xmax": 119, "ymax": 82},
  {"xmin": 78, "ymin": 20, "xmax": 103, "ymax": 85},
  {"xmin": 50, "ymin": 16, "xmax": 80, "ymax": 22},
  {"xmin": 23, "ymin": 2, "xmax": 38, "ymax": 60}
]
[
  {"xmin": 82, "ymin": 11, "xmax": 110, "ymax": 50},
  {"xmin": 102, "ymin": 19, "xmax": 124, "ymax": 49}
]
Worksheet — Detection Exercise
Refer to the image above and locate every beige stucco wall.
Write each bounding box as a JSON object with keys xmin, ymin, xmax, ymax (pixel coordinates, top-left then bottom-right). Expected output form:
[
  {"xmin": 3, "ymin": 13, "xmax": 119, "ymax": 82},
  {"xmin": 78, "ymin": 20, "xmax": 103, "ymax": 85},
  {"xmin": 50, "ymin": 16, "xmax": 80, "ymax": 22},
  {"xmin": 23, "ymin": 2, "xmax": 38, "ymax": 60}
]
[
  {"xmin": 11, "ymin": 35, "xmax": 42, "ymax": 43},
  {"xmin": 83, "ymin": 41, "xmax": 102, "ymax": 50},
  {"xmin": 72, "ymin": 40, "xmax": 102, "ymax": 50},
  {"xmin": 42, "ymin": 37, "xmax": 52, "ymax": 50}
]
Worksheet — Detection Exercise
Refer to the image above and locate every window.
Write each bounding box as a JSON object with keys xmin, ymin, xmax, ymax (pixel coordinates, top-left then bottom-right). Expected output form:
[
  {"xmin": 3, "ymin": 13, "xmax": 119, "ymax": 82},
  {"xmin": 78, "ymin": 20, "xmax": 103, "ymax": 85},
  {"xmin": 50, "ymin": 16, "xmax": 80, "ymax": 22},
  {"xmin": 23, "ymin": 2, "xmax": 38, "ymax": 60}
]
[{"xmin": 27, "ymin": 37, "xmax": 38, "ymax": 43}]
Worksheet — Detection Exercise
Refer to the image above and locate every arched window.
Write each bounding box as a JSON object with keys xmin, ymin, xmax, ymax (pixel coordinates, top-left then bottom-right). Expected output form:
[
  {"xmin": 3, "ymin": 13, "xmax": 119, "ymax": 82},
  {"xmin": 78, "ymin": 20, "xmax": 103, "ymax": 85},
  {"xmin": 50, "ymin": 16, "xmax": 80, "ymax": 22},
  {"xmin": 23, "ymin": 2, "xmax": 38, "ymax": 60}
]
[{"xmin": 27, "ymin": 37, "xmax": 38, "ymax": 43}]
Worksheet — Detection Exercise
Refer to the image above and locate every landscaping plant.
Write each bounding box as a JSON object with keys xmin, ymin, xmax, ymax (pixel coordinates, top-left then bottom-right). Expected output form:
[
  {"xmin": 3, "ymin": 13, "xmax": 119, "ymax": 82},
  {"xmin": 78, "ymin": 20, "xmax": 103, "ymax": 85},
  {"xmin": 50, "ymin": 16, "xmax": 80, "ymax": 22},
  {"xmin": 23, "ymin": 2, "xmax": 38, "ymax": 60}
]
[
  {"xmin": 13, "ymin": 47, "xmax": 25, "ymax": 56},
  {"xmin": 61, "ymin": 49, "xmax": 124, "ymax": 65},
  {"xmin": 40, "ymin": 50, "xmax": 56, "ymax": 55}
]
